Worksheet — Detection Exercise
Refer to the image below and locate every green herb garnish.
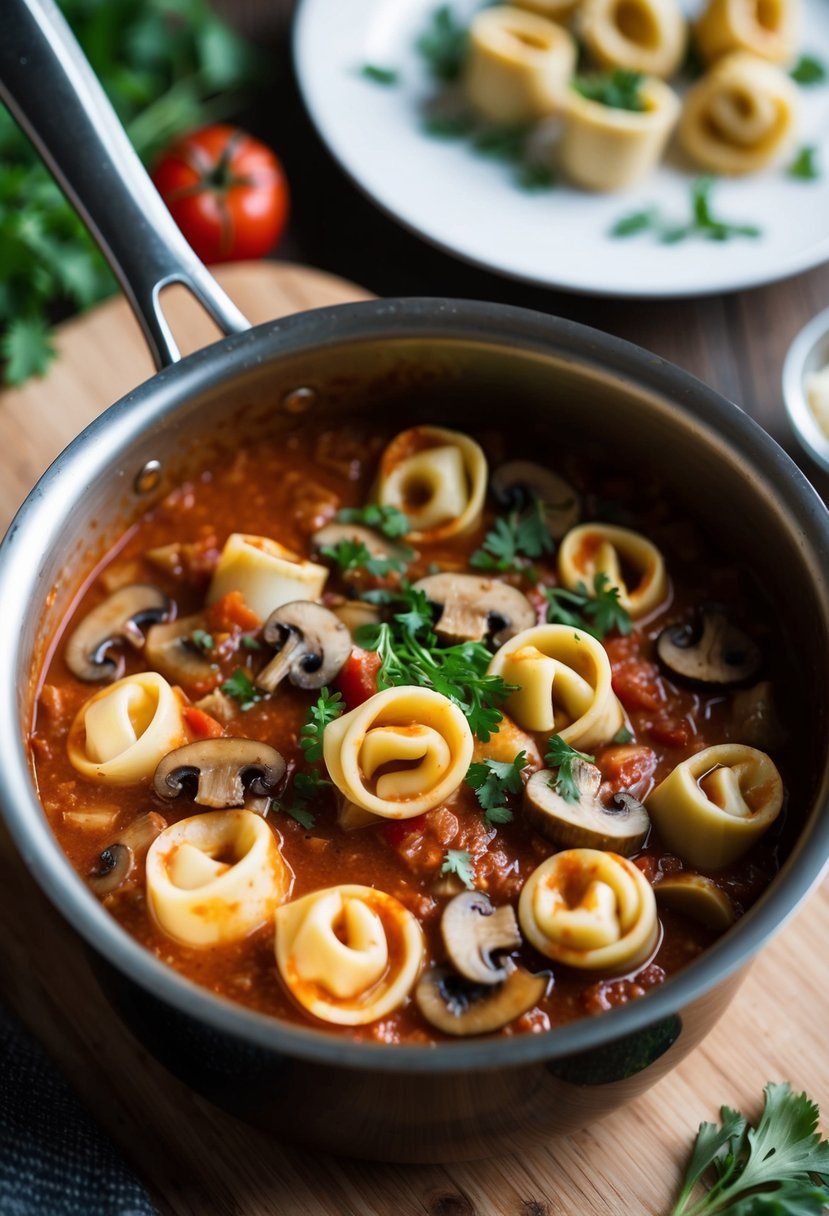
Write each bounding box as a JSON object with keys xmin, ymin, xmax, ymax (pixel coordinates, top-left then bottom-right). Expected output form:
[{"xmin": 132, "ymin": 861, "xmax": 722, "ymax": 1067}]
[
  {"xmin": 791, "ymin": 55, "xmax": 828, "ymax": 85},
  {"xmin": 422, "ymin": 111, "xmax": 476, "ymax": 139},
  {"xmin": 441, "ymin": 848, "xmax": 476, "ymax": 890},
  {"xmin": 573, "ymin": 69, "xmax": 645, "ymax": 112},
  {"xmin": 241, "ymin": 635, "xmax": 261, "ymax": 651},
  {"xmin": 470, "ymin": 497, "xmax": 553, "ymax": 573},
  {"xmin": 335, "ymin": 504, "xmax": 410, "ymax": 539},
  {"xmin": 272, "ymin": 770, "xmax": 331, "ymax": 831},
  {"xmin": 359, "ymin": 64, "xmax": 399, "ymax": 85},
  {"xmin": 299, "ymin": 688, "xmax": 344, "ymax": 764},
  {"xmin": 416, "ymin": 5, "xmax": 468, "ymax": 82},
  {"xmin": 670, "ymin": 1082, "xmax": 829, "ymax": 1216},
  {"xmin": 466, "ymin": 752, "xmax": 527, "ymax": 826},
  {"xmin": 789, "ymin": 145, "xmax": 820, "ymax": 181},
  {"xmin": 190, "ymin": 628, "xmax": 214, "ymax": 652},
  {"xmin": 515, "ymin": 162, "xmax": 557, "ymax": 191},
  {"xmin": 221, "ymin": 668, "xmax": 264, "ymax": 711},
  {"xmin": 320, "ymin": 539, "xmax": 409, "ymax": 579},
  {"xmin": 356, "ymin": 584, "xmax": 516, "ymax": 741},
  {"xmin": 612, "ymin": 726, "xmax": 634, "ymax": 745},
  {"xmin": 544, "ymin": 572, "xmax": 632, "ymax": 640},
  {"xmin": 545, "ymin": 736, "xmax": 595, "ymax": 802},
  {"xmin": 611, "ymin": 177, "xmax": 761, "ymax": 244},
  {"xmin": 472, "ymin": 124, "xmax": 531, "ymax": 162}
]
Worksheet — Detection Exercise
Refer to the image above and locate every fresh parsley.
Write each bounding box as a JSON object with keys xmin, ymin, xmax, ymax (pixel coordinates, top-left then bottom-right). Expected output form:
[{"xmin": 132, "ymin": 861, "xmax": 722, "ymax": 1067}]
[
  {"xmin": 544, "ymin": 572, "xmax": 632, "ymax": 640},
  {"xmin": 441, "ymin": 848, "xmax": 476, "ymax": 890},
  {"xmin": 221, "ymin": 669, "xmax": 264, "ymax": 711},
  {"xmin": 320, "ymin": 539, "xmax": 410, "ymax": 579},
  {"xmin": 299, "ymin": 688, "xmax": 344, "ymax": 764},
  {"xmin": 359, "ymin": 64, "xmax": 399, "ymax": 85},
  {"xmin": 355, "ymin": 584, "xmax": 516, "ymax": 741},
  {"xmin": 670, "ymin": 1082, "xmax": 829, "ymax": 1216},
  {"xmin": 421, "ymin": 111, "xmax": 476, "ymax": 139},
  {"xmin": 272, "ymin": 770, "xmax": 331, "ymax": 830},
  {"xmin": 611, "ymin": 726, "xmax": 634, "ymax": 745},
  {"xmin": 545, "ymin": 736, "xmax": 595, "ymax": 802},
  {"xmin": 470, "ymin": 497, "xmax": 554, "ymax": 573},
  {"xmin": 335, "ymin": 504, "xmax": 410, "ymax": 539},
  {"xmin": 515, "ymin": 162, "xmax": 557, "ymax": 191},
  {"xmin": 416, "ymin": 5, "xmax": 468, "ymax": 82},
  {"xmin": 789, "ymin": 145, "xmax": 820, "ymax": 181},
  {"xmin": 190, "ymin": 627, "xmax": 214, "ymax": 652},
  {"xmin": 466, "ymin": 752, "xmax": 527, "ymax": 826},
  {"xmin": 611, "ymin": 177, "xmax": 761, "ymax": 244},
  {"xmin": 791, "ymin": 54, "xmax": 828, "ymax": 85},
  {"xmin": 573, "ymin": 69, "xmax": 645, "ymax": 112},
  {"xmin": 240, "ymin": 635, "xmax": 261, "ymax": 651}
]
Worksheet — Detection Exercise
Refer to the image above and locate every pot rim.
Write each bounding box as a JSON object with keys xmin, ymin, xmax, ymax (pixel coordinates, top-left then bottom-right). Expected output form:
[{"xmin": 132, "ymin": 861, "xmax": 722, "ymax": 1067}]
[{"xmin": 2, "ymin": 297, "xmax": 829, "ymax": 1073}]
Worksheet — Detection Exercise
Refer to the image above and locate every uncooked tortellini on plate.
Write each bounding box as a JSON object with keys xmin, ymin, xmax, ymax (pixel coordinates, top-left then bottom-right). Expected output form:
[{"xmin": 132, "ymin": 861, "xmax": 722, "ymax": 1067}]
[
  {"xmin": 67, "ymin": 671, "xmax": 187, "ymax": 784},
  {"xmin": 375, "ymin": 426, "xmax": 487, "ymax": 541},
  {"xmin": 275, "ymin": 885, "xmax": 425, "ymax": 1025},
  {"xmin": 558, "ymin": 523, "xmax": 668, "ymax": 618}
]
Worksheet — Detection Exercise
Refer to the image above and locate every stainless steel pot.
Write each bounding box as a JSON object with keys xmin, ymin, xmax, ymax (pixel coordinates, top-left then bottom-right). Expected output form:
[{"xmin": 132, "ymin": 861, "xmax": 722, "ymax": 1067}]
[{"xmin": 2, "ymin": 0, "xmax": 829, "ymax": 1163}]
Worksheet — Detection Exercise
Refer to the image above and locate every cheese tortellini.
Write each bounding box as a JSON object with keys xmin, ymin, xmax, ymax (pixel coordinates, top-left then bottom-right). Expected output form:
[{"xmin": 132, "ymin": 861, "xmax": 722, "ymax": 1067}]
[
  {"xmin": 275, "ymin": 885, "xmax": 425, "ymax": 1025},
  {"xmin": 519, "ymin": 848, "xmax": 659, "ymax": 971},
  {"xmin": 464, "ymin": 5, "xmax": 577, "ymax": 124},
  {"xmin": 695, "ymin": 0, "xmax": 799, "ymax": 65},
  {"xmin": 560, "ymin": 75, "xmax": 681, "ymax": 191},
  {"xmin": 208, "ymin": 533, "xmax": 328, "ymax": 621},
  {"xmin": 488, "ymin": 624, "xmax": 624, "ymax": 749},
  {"xmin": 375, "ymin": 426, "xmax": 487, "ymax": 542},
  {"xmin": 578, "ymin": 0, "xmax": 687, "ymax": 78},
  {"xmin": 646, "ymin": 744, "xmax": 784, "ymax": 870},
  {"xmin": 558, "ymin": 523, "xmax": 668, "ymax": 618},
  {"xmin": 67, "ymin": 671, "xmax": 187, "ymax": 784},
  {"xmin": 323, "ymin": 686, "xmax": 474, "ymax": 818},
  {"xmin": 146, "ymin": 811, "xmax": 293, "ymax": 947},
  {"xmin": 678, "ymin": 52, "xmax": 800, "ymax": 175}
]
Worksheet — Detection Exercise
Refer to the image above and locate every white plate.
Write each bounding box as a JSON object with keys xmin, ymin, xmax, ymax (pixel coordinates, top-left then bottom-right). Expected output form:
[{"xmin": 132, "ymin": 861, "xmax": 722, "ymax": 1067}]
[{"xmin": 294, "ymin": 0, "xmax": 829, "ymax": 298}]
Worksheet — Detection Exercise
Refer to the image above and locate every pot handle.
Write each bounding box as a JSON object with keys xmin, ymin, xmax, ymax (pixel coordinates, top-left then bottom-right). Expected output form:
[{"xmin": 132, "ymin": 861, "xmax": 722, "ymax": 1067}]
[{"xmin": 0, "ymin": 0, "xmax": 252, "ymax": 369}]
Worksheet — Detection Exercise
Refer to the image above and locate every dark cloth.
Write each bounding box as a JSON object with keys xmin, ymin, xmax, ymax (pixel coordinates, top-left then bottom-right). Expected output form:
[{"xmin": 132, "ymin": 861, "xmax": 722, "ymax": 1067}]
[{"xmin": 0, "ymin": 1004, "xmax": 157, "ymax": 1216}]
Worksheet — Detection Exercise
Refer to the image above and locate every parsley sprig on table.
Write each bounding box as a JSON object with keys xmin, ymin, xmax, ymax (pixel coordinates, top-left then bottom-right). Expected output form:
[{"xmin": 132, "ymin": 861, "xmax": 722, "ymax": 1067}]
[
  {"xmin": 320, "ymin": 539, "xmax": 410, "ymax": 579},
  {"xmin": 573, "ymin": 69, "xmax": 645, "ymax": 112},
  {"xmin": 466, "ymin": 752, "xmax": 527, "ymax": 826},
  {"xmin": 441, "ymin": 848, "xmax": 476, "ymax": 890},
  {"xmin": 299, "ymin": 688, "xmax": 344, "ymax": 764},
  {"xmin": 611, "ymin": 177, "xmax": 761, "ymax": 244},
  {"xmin": 544, "ymin": 572, "xmax": 632, "ymax": 640},
  {"xmin": 671, "ymin": 1082, "xmax": 829, "ymax": 1215},
  {"xmin": 470, "ymin": 497, "xmax": 554, "ymax": 574},
  {"xmin": 545, "ymin": 737, "xmax": 595, "ymax": 802},
  {"xmin": 355, "ymin": 585, "xmax": 516, "ymax": 740}
]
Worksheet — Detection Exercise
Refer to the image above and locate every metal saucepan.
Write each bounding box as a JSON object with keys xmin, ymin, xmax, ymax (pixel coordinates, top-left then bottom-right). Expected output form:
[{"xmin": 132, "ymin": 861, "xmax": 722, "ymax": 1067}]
[{"xmin": 1, "ymin": 0, "xmax": 829, "ymax": 1163}]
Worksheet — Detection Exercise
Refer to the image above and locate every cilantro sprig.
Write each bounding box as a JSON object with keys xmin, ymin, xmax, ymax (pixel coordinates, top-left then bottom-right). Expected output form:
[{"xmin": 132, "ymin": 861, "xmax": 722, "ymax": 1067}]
[
  {"xmin": 545, "ymin": 736, "xmax": 595, "ymax": 803},
  {"xmin": 671, "ymin": 1082, "xmax": 829, "ymax": 1216},
  {"xmin": 544, "ymin": 572, "xmax": 632, "ymax": 640},
  {"xmin": 299, "ymin": 688, "xmax": 344, "ymax": 764},
  {"xmin": 466, "ymin": 752, "xmax": 527, "ymax": 826},
  {"xmin": 320, "ymin": 539, "xmax": 410, "ymax": 579},
  {"xmin": 441, "ymin": 848, "xmax": 476, "ymax": 890},
  {"xmin": 335, "ymin": 504, "xmax": 411, "ymax": 539},
  {"xmin": 611, "ymin": 177, "xmax": 761, "ymax": 244},
  {"xmin": 470, "ymin": 497, "xmax": 554, "ymax": 574},
  {"xmin": 355, "ymin": 585, "xmax": 516, "ymax": 740},
  {"xmin": 573, "ymin": 69, "xmax": 645, "ymax": 112}
]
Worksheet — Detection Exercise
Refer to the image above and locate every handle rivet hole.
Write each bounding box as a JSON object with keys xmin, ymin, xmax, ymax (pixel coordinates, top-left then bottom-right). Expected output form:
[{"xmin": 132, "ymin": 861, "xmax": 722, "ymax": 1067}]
[
  {"xmin": 281, "ymin": 386, "xmax": 316, "ymax": 414},
  {"xmin": 135, "ymin": 460, "xmax": 162, "ymax": 494}
]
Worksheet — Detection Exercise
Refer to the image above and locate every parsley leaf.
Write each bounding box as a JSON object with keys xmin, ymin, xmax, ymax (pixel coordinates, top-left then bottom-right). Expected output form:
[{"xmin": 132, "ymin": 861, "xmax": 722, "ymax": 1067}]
[
  {"xmin": 470, "ymin": 497, "xmax": 554, "ymax": 573},
  {"xmin": 241, "ymin": 635, "xmax": 261, "ymax": 651},
  {"xmin": 611, "ymin": 177, "xmax": 761, "ymax": 244},
  {"xmin": 612, "ymin": 726, "xmax": 634, "ymax": 745},
  {"xmin": 466, "ymin": 752, "xmax": 527, "ymax": 825},
  {"xmin": 335, "ymin": 504, "xmax": 411, "ymax": 539},
  {"xmin": 789, "ymin": 145, "xmax": 820, "ymax": 181},
  {"xmin": 441, "ymin": 849, "xmax": 476, "ymax": 890},
  {"xmin": 360, "ymin": 64, "xmax": 399, "ymax": 85},
  {"xmin": 272, "ymin": 770, "xmax": 331, "ymax": 830},
  {"xmin": 573, "ymin": 69, "xmax": 645, "ymax": 112},
  {"xmin": 791, "ymin": 55, "xmax": 827, "ymax": 85},
  {"xmin": 221, "ymin": 668, "xmax": 264, "ymax": 711},
  {"xmin": 320, "ymin": 539, "xmax": 410, "ymax": 579},
  {"xmin": 544, "ymin": 572, "xmax": 632, "ymax": 640},
  {"xmin": 416, "ymin": 5, "xmax": 468, "ymax": 82},
  {"xmin": 190, "ymin": 627, "xmax": 214, "ymax": 652},
  {"xmin": 671, "ymin": 1082, "xmax": 829, "ymax": 1215},
  {"xmin": 545, "ymin": 736, "xmax": 595, "ymax": 802},
  {"xmin": 299, "ymin": 688, "xmax": 344, "ymax": 763}
]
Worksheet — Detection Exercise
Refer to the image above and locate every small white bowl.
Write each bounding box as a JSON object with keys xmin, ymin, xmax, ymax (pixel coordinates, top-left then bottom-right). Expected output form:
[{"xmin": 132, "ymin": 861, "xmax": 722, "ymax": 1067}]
[{"xmin": 783, "ymin": 305, "xmax": 829, "ymax": 474}]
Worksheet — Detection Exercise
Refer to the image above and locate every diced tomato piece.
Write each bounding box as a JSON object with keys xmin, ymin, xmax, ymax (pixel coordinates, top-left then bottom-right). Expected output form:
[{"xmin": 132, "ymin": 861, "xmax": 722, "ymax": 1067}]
[
  {"xmin": 381, "ymin": 815, "xmax": 427, "ymax": 849},
  {"xmin": 647, "ymin": 714, "xmax": 692, "ymax": 748},
  {"xmin": 599, "ymin": 744, "xmax": 657, "ymax": 793},
  {"xmin": 336, "ymin": 647, "xmax": 382, "ymax": 709},
  {"xmin": 611, "ymin": 661, "xmax": 663, "ymax": 712},
  {"xmin": 183, "ymin": 705, "xmax": 224, "ymax": 739},
  {"xmin": 206, "ymin": 591, "xmax": 261, "ymax": 633}
]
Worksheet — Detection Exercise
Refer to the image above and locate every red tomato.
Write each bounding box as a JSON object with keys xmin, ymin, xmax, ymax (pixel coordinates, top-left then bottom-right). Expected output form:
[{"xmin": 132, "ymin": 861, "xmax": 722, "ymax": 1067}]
[
  {"xmin": 152, "ymin": 124, "xmax": 289, "ymax": 263},
  {"xmin": 336, "ymin": 648, "xmax": 382, "ymax": 709},
  {"xmin": 183, "ymin": 706, "xmax": 224, "ymax": 739}
]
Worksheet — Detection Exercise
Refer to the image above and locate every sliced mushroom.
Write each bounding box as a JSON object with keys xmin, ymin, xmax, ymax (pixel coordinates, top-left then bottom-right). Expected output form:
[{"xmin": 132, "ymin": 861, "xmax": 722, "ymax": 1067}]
[
  {"xmin": 330, "ymin": 598, "xmax": 381, "ymax": 637},
  {"xmin": 491, "ymin": 461, "xmax": 580, "ymax": 540},
  {"xmin": 88, "ymin": 811, "xmax": 167, "ymax": 897},
  {"xmin": 145, "ymin": 613, "xmax": 216, "ymax": 687},
  {"xmin": 66, "ymin": 584, "xmax": 172, "ymax": 682},
  {"xmin": 153, "ymin": 739, "xmax": 286, "ymax": 814},
  {"xmin": 523, "ymin": 761, "xmax": 650, "ymax": 855},
  {"xmin": 413, "ymin": 573, "xmax": 535, "ymax": 646},
  {"xmin": 441, "ymin": 891, "xmax": 522, "ymax": 985},
  {"xmin": 415, "ymin": 963, "xmax": 547, "ymax": 1036},
  {"xmin": 255, "ymin": 601, "xmax": 351, "ymax": 693},
  {"xmin": 656, "ymin": 605, "xmax": 761, "ymax": 686},
  {"xmin": 730, "ymin": 681, "xmax": 785, "ymax": 750},
  {"xmin": 655, "ymin": 873, "xmax": 736, "ymax": 931},
  {"xmin": 312, "ymin": 522, "xmax": 405, "ymax": 564}
]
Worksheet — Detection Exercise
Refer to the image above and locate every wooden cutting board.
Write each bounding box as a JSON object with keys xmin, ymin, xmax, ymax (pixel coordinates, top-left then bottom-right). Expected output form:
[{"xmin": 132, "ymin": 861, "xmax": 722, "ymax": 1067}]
[{"xmin": 1, "ymin": 262, "xmax": 826, "ymax": 1216}]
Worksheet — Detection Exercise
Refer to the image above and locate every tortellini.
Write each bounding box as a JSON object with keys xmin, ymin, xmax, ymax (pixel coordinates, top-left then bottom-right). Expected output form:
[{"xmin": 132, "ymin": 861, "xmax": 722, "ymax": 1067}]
[
  {"xmin": 646, "ymin": 743, "xmax": 784, "ymax": 870},
  {"xmin": 560, "ymin": 76, "xmax": 681, "ymax": 191},
  {"xmin": 578, "ymin": 0, "xmax": 687, "ymax": 78},
  {"xmin": 275, "ymin": 884, "xmax": 425, "ymax": 1025},
  {"xmin": 463, "ymin": 5, "xmax": 577, "ymax": 125},
  {"xmin": 558, "ymin": 522, "xmax": 668, "ymax": 618},
  {"xmin": 695, "ymin": 0, "xmax": 799, "ymax": 65},
  {"xmin": 375, "ymin": 426, "xmax": 487, "ymax": 542},
  {"xmin": 513, "ymin": 0, "xmax": 581, "ymax": 19},
  {"xmin": 488, "ymin": 624, "xmax": 624, "ymax": 749},
  {"xmin": 207, "ymin": 533, "xmax": 328, "ymax": 621},
  {"xmin": 807, "ymin": 365, "xmax": 829, "ymax": 439},
  {"xmin": 67, "ymin": 671, "xmax": 187, "ymax": 784},
  {"xmin": 678, "ymin": 52, "xmax": 800, "ymax": 175},
  {"xmin": 519, "ymin": 848, "xmax": 659, "ymax": 971},
  {"xmin": 146, "ymin": 811, "xmax": 293, "ymax": 947},
  {"xmin": 323, "ymin": 686, "xmax": 474, "ymax": 819}
]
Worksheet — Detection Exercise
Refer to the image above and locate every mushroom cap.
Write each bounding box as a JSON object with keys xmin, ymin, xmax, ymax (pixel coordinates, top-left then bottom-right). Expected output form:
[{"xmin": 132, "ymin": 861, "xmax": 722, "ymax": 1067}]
[
  {"xmin": 441, "ymin": 891, "xmax": 522, "ymax": 984},
  {"xmin": 490, "ymin": 461, "xmax": 580, "ymax": 540},
  {"xmin": 657, "ymin": 605, "xmax": 761, "ymax": 686},
  {"xmin": 523, "ymin": 763, "xmax": 650, "ymax": 855},
  {"xmin": 153, "ymin": 738, "xmax": 286, "ymax": 812},
  {"xmin": 413, "ymin": 572, "xmax": 535, "ymax": 646},
  {"xmin": 415, "ymin": 964, "xmax": 548, "ymax": 1036},
  {"xmin": 144, "ymin": 613, "xmax": 217, "ymax": 688},
  {"xmin": 87, "ymin": 811, "xmax": 167, "ymax": 897},
  {"xmin": 65, "ymin": 583, "xmax": 172, "ymax": 682},
  {"xmin": 257, "ymin": 600, "xmax": 351, "ymax": 692}
]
